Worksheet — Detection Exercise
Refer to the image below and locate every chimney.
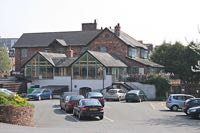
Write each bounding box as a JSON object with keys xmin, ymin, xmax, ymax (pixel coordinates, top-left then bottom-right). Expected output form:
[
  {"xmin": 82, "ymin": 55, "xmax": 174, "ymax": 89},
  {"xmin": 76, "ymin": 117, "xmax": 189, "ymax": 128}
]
[
  {"xmin": 82, "ymin": 19, "xmax": 97, "ymax": 31},
  {"xmin": 66, "ymin": 47, "xmax": 74, "ymax": 57},
  {"xmin": 114, "ymin": 23, "xmax": 121, "ymax": 36}
]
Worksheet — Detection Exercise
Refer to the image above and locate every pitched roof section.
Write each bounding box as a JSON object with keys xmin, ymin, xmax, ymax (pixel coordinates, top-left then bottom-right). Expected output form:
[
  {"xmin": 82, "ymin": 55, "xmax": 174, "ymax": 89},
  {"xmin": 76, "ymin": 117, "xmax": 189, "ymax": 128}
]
[
  {"xmin": 109, "ymin": 29, "xmax": 147, "ymax": 49},
  {"xmin": 88, "ymin": 51, "xmax": 127, "ymax": 67},
  {"xmin": 128, "ymin": 57, "xmax": 164, "ymax": 68},
  {"xmin": 38, "ymin": 52, "xmax": 66, "ymax": 66},
  {"xmin": 13, "ymin": 30, "xmax": 101, "ymax": 48},
  {"xmin": 55, "ymin": 57, "xmax": 77, "ymax": 67}
]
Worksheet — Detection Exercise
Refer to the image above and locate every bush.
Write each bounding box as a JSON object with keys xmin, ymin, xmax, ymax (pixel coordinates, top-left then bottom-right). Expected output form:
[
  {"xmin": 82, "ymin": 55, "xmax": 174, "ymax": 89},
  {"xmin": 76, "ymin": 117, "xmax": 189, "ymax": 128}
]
[{"xmin": 0, "ymin": 92, "xmax": 32, "ymax": 107}]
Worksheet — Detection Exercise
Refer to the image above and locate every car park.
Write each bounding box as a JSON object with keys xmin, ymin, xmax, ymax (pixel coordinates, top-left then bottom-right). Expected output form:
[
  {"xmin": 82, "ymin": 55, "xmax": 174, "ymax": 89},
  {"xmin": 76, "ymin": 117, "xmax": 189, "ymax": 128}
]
[
  {"xmin": 86, "ymin": 92, "xmax": 105, "ymax": 107},
  {"xmin": 60, "ymin": 95, "xmax": 84, "ymax": 113},
  {"xmin": 73, "ymin": 98, "xmax": 104, "ymax": 120},
  {"xmin": 27, "ymin": 88, "xmax": 53, "ymax": 100},
  {"xmin": 183, "ymin": 98, "xmax": 200, "ymax": 114},
  {"xmin": 104, "ymin": 89, "xmax": 126, "ymax": 101},
  {"xmin": 166, "ymin": 94, "xmax": 195, "ymax": 111},
  {"xmin": 125, "ymin": 90, "xmax": 147, "ymax": 102},
  {"xmin": 187, "ymin": 106, "xmax": 200, "ymax": 119}
]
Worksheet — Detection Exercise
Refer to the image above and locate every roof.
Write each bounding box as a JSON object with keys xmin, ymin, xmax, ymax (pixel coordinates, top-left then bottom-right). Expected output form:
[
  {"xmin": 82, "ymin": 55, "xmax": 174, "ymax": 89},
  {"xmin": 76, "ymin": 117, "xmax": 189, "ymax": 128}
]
[
  {"xmin": 109, "ymin": 29, "xmax": 147, "ymax": 49},
  {"xmin": 13, "ymin": 30, "xmax": 101, "ymax": 48},
  {"xmin": 38, "ymin": 52, "xmax": 66, "ymax": 66},
  {"xmin": 55, "ymin": 57, "xmax": 77, "ymax": 67},
  {"xmin": 88, "ymin": 51, "xmax": 127, "ymax": 67},
  {"xmin": 128, "ymin": 57, "xmax": 164, "ymax": 68}
]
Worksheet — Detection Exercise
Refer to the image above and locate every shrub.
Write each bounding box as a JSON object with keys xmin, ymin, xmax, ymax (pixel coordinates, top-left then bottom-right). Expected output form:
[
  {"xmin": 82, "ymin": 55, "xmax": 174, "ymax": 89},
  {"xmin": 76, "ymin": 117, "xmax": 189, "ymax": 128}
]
[{"xmin": 0, "ymin": 92, "xmax": 32, "ymax": 107}]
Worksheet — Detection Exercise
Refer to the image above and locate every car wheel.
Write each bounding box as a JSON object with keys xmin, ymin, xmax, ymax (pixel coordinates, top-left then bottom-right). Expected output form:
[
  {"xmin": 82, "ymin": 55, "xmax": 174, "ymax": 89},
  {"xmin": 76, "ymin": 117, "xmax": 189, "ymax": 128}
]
[
  {"xmin": 65, "ymin": 106, "xmax": 68, "ymax": 113},
  {"xmin": 49, "ymin": 95, "xmax": 52, "ymax": 100},
  {"xmin": 78, "ymin": 113, "xmax": 83, "ymax": 120},
  {"xmin": 126, "ymin": 99, "xmax": 128, "ymax": 102},
  {"xmin": 38, "ymin": 96, "xmax": 41, "ymax": 101},
  {"xmin": 198, "ymin": 114, "xmax": 200, "ymax": 119},
  {"xmin": 171, "ymin": 105, "xmax": 178, "ymax": 111},
  {"xmin": 99, "ymin": 116, "xmax": 103, "ymax": 120}
]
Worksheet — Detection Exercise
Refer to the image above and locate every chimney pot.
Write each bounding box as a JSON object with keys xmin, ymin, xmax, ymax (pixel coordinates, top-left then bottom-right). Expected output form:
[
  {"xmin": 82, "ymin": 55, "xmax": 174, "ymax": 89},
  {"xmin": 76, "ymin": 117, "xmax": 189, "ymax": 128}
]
[{"xmin": 114, "ymin": 23, "xmax": 121, "ymax": 36}]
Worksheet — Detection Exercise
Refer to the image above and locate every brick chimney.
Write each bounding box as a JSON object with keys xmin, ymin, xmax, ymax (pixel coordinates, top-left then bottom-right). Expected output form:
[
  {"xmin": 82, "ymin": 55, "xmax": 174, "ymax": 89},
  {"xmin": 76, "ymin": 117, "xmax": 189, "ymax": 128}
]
[
  {"xmin": 82, "ymin": 19, "xmax": 97, "ymax": 31},
  {"xmin": 114, "ymin": 23, "xmax": 121, "ymax": 36},
  {"xmin": 66, "ymin": 47, "xmax": 74, "ymax": 57}
]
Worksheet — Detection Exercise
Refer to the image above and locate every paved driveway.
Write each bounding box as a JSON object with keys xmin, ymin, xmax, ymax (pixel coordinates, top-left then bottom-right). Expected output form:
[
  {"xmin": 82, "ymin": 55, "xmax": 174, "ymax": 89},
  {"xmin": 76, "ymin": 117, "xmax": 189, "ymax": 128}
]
[{"xmin": 1, "ymin": 100, "xmax": 200, "ymax": 133}]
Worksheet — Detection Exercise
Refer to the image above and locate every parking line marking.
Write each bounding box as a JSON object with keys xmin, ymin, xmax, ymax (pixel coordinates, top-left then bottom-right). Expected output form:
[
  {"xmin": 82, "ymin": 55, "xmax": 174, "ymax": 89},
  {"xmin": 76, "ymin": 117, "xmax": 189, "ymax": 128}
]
[
  {"xmin": 161, "ymin": 102, "xmax": 168, "ymax": 110},
  {"xmin": 104, "ymin": 116, "xmax": 114, "ymax": 122},
  {"xmin": 150, "ymin": 103, "xmax": 156, "ymax": 110},
  {"xmin": 66, "ymin": 114, "xmax": 79, "ymax": 122}
]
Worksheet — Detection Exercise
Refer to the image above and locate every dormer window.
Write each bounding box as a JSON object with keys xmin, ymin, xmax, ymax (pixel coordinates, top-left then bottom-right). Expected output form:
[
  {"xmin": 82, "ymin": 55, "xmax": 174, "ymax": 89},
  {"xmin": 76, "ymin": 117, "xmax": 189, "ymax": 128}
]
[
  {"xmin": 141, "ymin": 49, "xmax": 148, "ymax": 59},
  {"xmin": 128, "ymin": 47, "xmax": 137, "ymax": 58}
]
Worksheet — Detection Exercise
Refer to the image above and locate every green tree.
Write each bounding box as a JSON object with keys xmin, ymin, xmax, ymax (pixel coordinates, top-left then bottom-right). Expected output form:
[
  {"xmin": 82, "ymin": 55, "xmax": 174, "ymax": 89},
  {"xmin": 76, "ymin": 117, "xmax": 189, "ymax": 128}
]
[
  {"xmin": 151, "ymin": 42, "xmax": 200, "ymax": 83},
  {"xmin": 0, "ymin": 47, "xmax": 11, "ymax": 73}
]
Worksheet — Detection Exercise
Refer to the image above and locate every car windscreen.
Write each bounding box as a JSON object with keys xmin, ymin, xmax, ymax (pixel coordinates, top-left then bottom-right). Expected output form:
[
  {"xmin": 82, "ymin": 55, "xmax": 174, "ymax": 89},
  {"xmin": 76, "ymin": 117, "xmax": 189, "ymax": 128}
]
[
  {"xmin": 31, "ymin": 89, "xmax": 42, "ymax": 94},
  {"xmin": 70, "ymin": 95, "xmax": 84, "ymax": 101},
  {"xmin": 89, "ymin": 92, "xmax": 103, "ymax": 97},
  {"xmin": 82, "ymin": 100, "xmax": 102, "ymax": 106}
]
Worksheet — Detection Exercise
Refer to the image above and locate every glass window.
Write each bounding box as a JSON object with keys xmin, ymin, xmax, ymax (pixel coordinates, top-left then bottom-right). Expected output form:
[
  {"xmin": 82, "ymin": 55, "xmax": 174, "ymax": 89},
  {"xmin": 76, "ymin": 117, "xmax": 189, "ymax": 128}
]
[
  {"xmin": 100, "ymin": 46, "xmax": 107, "ymax": 52},
  {"xmin": 128, "ymin": 47, "xmax": 137, "ymax": 58},
  {"xmin": 21, "ymin": 48, "xmax": 27, "ymax": 58},
  {"xmin": 141, "ymin": 49, "xmax": 148, "ymax": 59}
]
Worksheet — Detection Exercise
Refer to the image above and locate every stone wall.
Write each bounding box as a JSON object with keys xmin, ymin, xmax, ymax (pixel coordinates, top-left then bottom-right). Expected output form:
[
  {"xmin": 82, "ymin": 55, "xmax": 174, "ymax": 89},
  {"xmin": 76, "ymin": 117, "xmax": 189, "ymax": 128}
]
[{"xmin": 0, "ymin": 105, "xmax": 34, "ymax": 126}]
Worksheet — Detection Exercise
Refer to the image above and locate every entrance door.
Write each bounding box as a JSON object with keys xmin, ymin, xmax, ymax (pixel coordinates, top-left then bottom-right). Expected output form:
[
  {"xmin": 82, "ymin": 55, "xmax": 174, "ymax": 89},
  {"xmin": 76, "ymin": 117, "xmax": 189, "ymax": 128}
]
[{"xmin": 79, "ymin": 87, "xmax": 92, "ymax": 97}]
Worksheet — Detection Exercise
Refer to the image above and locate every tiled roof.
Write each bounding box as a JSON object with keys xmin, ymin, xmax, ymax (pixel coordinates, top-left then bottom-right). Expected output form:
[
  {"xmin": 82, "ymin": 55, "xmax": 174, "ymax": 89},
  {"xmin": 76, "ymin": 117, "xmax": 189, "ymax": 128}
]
[
  {"xmin": 38, "ymin": 52, "xmax": 66, "ymax": 66},
  {"xmin": 88, "ymin": 50, "xmax": 127, "ymax": 67},
  {"xmin": 128, "ymin": 57, "xmax": 164, "ymax": 68},
  {"xmin": 109, "ymin": 29, "xmax": 147, "ymax": 49},
  {"xmin": 13, "ymin": 30, "xmax": 101, "ymax": 48}
]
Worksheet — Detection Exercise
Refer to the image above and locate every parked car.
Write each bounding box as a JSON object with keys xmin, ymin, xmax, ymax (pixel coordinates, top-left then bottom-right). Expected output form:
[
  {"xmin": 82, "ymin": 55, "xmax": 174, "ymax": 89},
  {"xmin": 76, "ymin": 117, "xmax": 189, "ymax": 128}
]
[
  {"xmin": 187, "ymin": 106, "xmax": 200, "ymax": 119},
  {"xmin": 0, "ymin": 88, "xmax": 16, "ymax": 96},
  {"xmin": 73, "ymin": 98, "xmax": 104, "ymax": 120},
  {"xmin": 125, "ymin": 90, "xmax": 147, "ymax": 102},
  {"xmin": 183, "ymin": 98, "xmax": 200, "ymax": 114},
  {"xmin": 166, "ymin": 94, "xmax": 195, "ymax": 111},
  {"xmin": 86, "ymin": 92, "xmax": 105, "ymax": 107},
  {"xmin": 60, "ymin": 95, "xmax": 84, "ymax": 113},
  {"xmin": 104, "ymin": 89, "xmax": 126, "ymax": 101},
  {"xmin": 27, "ymin": 88, "xmax": 53, "ymax": 100}
]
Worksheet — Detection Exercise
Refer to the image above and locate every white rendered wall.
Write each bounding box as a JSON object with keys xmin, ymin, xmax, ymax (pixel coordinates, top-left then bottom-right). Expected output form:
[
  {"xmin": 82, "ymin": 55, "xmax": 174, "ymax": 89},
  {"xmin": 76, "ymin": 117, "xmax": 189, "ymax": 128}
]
[
  {"xmin": 28, "ymin": 75, "xmax": 112, "ymax": 93},
  {"xmin": 30, "ymin": 76, "xmax": 71, "ymax": 88},
  {"xmin": 71, "ymin": 75, "xmax": 112, "ymax": 92}
]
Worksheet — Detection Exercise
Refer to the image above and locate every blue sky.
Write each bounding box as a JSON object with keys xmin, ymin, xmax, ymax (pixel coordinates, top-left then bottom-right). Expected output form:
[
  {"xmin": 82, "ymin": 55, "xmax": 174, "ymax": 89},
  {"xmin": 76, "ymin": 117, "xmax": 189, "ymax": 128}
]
[{"xmin": 1, "ymin": 0, "xmax": 200, "ymax": 45}]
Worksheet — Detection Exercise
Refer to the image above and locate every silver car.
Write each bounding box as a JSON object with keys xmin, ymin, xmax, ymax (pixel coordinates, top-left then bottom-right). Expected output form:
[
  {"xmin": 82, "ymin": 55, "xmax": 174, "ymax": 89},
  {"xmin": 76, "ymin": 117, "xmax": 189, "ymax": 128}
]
[
  {"xmin": 166, "ymin": 94, "xmax": 195, "ymax": 111},
  {"xmin": 104, "ymin": 89, "xmax": 126, "ymax": 101}
]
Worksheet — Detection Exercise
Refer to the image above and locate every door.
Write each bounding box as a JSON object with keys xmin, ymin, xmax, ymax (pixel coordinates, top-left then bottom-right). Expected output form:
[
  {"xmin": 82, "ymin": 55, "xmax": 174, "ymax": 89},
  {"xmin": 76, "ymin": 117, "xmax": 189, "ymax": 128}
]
[{"xmin": 79, "ymin": 87, "xmax": 92, "ymax": 97}]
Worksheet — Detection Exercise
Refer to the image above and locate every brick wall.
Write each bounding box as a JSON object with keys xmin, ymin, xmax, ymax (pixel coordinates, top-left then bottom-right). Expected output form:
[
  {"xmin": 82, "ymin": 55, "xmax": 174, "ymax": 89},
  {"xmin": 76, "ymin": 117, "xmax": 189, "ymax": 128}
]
[
  {"xmin": 0, "ymin": 105, "xmax": 34, "ymax": 126},
  {"xmin": 88, "ymin": 29, "xmax": 147, "ymax": 69}
]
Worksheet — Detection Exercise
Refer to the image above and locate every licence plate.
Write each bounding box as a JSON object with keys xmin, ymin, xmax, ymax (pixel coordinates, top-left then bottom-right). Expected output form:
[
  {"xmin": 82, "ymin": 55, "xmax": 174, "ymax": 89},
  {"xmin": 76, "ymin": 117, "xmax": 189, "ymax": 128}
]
[{"xmin": 90, "ymin": 108, "xmax": 97, "ymax": 111}]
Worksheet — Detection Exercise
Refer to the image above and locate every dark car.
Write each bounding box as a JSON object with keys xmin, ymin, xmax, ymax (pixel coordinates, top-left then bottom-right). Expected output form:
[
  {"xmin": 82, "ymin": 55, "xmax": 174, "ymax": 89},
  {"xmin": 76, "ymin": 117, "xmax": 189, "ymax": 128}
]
[
  {"xmin": 125, "ymin": 90, "xmax": 147, "ymax": 102},
  {"xmin": 187, "ymin": 106, "xmax": 200, "ymax": 119},
  {"xmin": 60, "ymin": 95, "xmax": 84, "ymax": 113},
  {"xmin": 27, "ymin": 88, "xmax": 52, "ymax": 100},
  {"xmin": 86, "ymin": 92, "xmax": 105, "ymax": 107},
  {"xmin": 183, "ymin": 98, "xmax": 200, "ymax": 114},
  {"xmin": 73, "ymin": 99, "xmax": 104, "ymax": 120}
]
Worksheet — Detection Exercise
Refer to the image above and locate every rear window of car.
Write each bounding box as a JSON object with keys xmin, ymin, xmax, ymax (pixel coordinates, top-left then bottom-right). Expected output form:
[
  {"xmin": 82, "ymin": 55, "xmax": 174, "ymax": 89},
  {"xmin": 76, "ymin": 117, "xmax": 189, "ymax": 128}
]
[
  {"xmin": 88, "ymin": 92, "xmax": 103, "ymax": 97},
  {"xmin": 70, "ymin": 95, "xmax": 84, "ymax": 100},
  {"xmin": 82, "ymin": 100, "xmax": 101, "ymax": 106},
  {"xmin": 108, "ymin": 90, "xmax": 117, "ymax": 94}
]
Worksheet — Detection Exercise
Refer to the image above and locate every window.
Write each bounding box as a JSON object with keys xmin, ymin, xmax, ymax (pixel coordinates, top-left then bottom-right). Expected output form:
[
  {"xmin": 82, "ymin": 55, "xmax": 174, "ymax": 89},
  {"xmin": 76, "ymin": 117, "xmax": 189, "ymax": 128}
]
[
  {"xmin": 141, "ymin": 49, "xmax": 148, "ymax": 59},
  {"xmin": 72, "ymin": 53, "xmax": 104, "ymax": 79},
  {"xmin": 128, "ymin": 47, "xmax": 137, "ymax": 58},
  {"xmin": 21, "ymin": 48, "xmax": 27, "ymax": 58},
  {"xmin": 100, "ymin": 46, "xmax": 107, "ymax": 52}
]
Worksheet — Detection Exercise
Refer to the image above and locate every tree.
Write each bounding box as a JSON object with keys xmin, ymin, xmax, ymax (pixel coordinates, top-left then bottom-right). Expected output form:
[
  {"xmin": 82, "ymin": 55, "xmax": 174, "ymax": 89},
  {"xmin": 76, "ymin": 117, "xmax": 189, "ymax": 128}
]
[
  {"xmin": 189, "ymin": 42, "xmax": 200, "ymax": 72},
  {"xmin": 151, "ymin": 42, "xmax": 200, "ymax": 83},
  {"xmin": 0, "ymin": 47, "xmax": 11, "ymax": 73}
]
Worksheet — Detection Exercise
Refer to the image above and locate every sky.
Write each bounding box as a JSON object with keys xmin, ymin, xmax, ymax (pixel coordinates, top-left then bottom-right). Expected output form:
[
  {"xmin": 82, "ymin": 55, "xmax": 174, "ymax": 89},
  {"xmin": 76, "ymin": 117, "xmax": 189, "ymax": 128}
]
[{"xmin": 1, "ymin": 0, "xmax": 200, "ymax": 46}]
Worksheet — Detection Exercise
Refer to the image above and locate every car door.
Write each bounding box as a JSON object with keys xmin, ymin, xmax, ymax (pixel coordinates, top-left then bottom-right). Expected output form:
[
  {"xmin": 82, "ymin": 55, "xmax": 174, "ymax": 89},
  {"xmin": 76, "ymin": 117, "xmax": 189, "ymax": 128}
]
[{"xmin": 42, "ymin": 89, "xmax": 50, "ymax": 99}]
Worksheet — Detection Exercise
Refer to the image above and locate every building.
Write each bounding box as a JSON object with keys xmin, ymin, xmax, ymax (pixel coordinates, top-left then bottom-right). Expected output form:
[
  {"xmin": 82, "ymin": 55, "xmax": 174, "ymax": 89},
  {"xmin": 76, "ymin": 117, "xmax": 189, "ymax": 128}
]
[{"xmin": 13, "ymin": 20, "xmax": 163, "ymax": 93}]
